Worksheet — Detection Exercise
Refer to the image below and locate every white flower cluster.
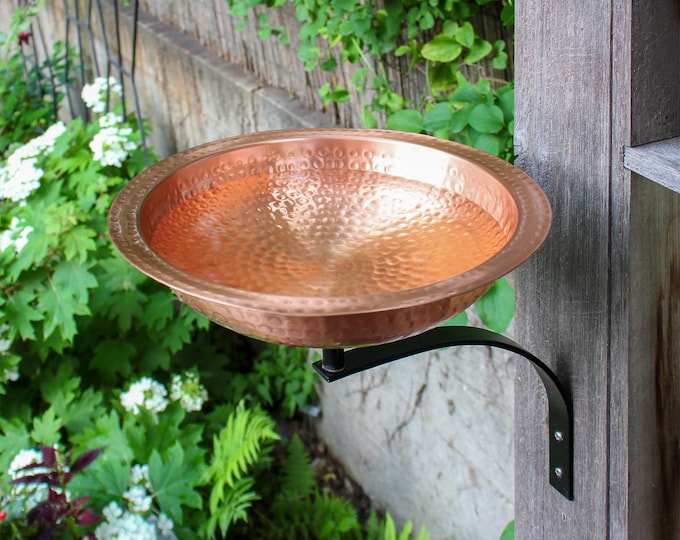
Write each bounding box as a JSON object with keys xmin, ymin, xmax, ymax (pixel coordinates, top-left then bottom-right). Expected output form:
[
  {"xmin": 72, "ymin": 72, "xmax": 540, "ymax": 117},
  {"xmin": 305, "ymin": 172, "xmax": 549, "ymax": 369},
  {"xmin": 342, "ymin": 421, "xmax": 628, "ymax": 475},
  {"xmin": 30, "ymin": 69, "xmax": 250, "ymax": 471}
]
[
  {"xmin": 120, "ymin": 377, "xmax": 169, "ymax": 416},
  {"xmin": 0, "ymin": 121, "xmax": 66, "ymax": 202},
  {"xmin": 0, "ymin": 216, "xmax": 33, "ymax": 254},
  {"xmin": 95, "ymin": 464, "xmax": 174, "ymax": 540},
  {"xmin": 123, "ymin": 464, "xmax": 152, "ymax": 513},
  {"xmin": 81, "ymin": 76, "xmax": 122, "ymax": 114},
  {"xmin": 121, "ymin": 373, "xmax": 209, "ymax": 416},
  {"xmin": 169, "ymin": 371, "xmax": 209, "ymax": 412},
  {"xmin": 5, "ymin": 448, "xmax": 50, "ymax": 514},
  {"xmin": 95, "ymin": 502, "xmax": 157, "ymax": 540},
  {"xmin": 89, "ymin": 123, "xmax": 138, "ymax": 168},
  {"xmin": 81, "ymin": 78, "xmax": 139, "ymax": 168}
]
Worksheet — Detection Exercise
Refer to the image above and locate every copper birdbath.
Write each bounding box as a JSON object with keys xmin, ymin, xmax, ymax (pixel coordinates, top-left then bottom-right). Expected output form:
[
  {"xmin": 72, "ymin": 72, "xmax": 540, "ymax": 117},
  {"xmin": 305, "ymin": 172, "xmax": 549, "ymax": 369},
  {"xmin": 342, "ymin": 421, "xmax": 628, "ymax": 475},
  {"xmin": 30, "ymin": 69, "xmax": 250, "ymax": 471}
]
[
  {"xmin": 109, "ymin": 129, "xmax": 573, "ymax": 501},
  {"xmin": 108, "ymin": 128, "xmax": 551, "ymax": 348}
]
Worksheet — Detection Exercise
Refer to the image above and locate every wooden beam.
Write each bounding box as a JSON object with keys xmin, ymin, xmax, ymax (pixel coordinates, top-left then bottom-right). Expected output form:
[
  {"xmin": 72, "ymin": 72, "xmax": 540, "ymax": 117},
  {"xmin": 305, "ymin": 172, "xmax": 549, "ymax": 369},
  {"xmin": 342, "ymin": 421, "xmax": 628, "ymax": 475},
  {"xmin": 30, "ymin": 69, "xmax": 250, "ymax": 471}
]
[{"xmin": 514, "ymin": 0, "xmax": 680, "ymax": 537}]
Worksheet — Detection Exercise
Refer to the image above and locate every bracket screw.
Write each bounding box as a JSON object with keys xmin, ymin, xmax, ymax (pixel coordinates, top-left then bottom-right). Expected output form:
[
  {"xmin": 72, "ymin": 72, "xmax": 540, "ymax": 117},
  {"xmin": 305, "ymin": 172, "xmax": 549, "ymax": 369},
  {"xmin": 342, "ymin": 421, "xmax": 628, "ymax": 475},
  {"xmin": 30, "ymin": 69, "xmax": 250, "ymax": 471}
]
[
  {"xmin": 554, "ymin": 467, "xmax": 564, "ymax": 479},
  {"xmin": 554, "ymin": 431, "xmax": 564, "ymax": 442}
]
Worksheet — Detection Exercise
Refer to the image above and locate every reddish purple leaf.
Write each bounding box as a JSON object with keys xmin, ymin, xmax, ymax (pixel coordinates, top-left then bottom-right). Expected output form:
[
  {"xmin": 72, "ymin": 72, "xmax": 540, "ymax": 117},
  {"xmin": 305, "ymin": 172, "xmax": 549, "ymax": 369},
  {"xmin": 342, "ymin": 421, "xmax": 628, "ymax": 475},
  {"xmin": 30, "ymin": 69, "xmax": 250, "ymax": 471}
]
[
  {"xmin": 11, "ymin": 473, "xmax": 52, "ymax": 485},
  {"xmin": 76, "ymin": 507, "xmax": 102, "ymax": 526},
  {"xmin": 40, "ymin": 445, "xmax": 57, "ymax": 468},
  {"xmin": 69, "ymin": 447, "xmax": 103, "ymax": 473}
]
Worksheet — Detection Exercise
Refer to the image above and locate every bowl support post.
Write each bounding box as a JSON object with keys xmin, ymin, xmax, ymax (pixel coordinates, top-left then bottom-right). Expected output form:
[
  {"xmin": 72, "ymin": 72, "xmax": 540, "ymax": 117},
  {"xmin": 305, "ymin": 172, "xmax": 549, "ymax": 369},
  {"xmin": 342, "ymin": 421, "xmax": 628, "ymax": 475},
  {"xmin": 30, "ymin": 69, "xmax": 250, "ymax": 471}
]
[{"xmin": 313, "ymin": 325, "xmax": 573, "ymax": 501}]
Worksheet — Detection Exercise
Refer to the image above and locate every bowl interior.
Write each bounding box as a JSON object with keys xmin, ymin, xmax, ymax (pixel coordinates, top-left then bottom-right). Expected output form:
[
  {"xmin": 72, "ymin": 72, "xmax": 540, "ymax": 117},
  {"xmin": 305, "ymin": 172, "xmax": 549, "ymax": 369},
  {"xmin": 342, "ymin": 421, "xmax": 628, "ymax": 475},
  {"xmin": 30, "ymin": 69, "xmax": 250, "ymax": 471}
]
[{"xmin": 138, "ymin": 135, "xmax": 518, "ymax": 300}]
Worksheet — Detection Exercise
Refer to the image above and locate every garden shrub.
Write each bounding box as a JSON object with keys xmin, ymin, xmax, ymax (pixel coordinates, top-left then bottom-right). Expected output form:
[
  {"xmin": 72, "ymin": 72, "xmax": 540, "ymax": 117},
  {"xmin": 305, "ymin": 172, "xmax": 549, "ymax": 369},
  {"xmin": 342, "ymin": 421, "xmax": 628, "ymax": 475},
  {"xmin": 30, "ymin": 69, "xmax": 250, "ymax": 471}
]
[{"xmin": 0, "ymin": 25, "xmax": 429, "ymax": 538}]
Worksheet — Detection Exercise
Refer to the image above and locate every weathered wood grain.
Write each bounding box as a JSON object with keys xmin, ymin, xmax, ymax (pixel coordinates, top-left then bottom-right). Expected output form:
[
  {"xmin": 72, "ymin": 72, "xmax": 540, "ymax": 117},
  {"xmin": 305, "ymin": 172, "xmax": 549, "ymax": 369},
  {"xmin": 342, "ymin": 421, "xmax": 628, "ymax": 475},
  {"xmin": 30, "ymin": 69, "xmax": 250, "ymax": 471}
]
[
  {"xmin": 624, "ymin": 137, "xmax": 680, "ymax": 193},
  {"xmin": 516, "ymin": 0, "xmax": 680, "ymax": 537},
  {"xmin": 136, "ymin": 0, "xmax": 512, "ymax": 129}
]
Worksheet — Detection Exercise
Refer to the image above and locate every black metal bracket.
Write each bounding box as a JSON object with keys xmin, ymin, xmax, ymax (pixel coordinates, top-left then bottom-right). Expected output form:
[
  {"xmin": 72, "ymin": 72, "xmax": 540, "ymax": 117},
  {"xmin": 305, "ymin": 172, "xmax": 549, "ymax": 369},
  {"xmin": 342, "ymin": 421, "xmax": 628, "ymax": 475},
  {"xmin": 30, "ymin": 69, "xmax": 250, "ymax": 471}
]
[{"xmin": 313, "ymin": 326, "xmax": 573, "ymax": 501}]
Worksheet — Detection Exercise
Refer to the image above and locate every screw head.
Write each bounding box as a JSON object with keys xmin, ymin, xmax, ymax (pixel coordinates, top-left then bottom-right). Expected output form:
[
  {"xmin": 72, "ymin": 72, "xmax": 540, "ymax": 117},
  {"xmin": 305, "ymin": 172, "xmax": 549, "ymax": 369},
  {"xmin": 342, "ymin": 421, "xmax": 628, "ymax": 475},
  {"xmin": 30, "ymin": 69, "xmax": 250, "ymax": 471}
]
[
  {"xmin": 554, "ymin": 431, "xmax": 564, "ymax": 442},
  {"xmin": 554, "ymin": 467, "xmax": 564, "ymax": 479}
]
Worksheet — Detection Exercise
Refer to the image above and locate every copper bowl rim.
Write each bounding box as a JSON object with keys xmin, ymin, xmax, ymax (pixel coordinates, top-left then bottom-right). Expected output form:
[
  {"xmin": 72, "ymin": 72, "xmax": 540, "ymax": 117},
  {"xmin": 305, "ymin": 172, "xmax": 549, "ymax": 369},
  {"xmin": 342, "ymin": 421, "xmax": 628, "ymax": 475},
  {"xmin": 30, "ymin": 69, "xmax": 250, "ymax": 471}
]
[{"xmin": 108, "ymin": 128, "xmax": 551, "ymax": 317}]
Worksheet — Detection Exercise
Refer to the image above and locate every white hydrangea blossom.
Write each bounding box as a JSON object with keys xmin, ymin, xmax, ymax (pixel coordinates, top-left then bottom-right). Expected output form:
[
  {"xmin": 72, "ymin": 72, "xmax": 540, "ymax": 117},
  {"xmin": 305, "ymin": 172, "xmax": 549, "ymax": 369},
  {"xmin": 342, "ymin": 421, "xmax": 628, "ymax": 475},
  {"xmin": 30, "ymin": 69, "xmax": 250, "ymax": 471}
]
[
  {"xmin": 169, "ymin": 371, "xmax": 209, "ymax": 412},
  {"xmin": 89, "ymin": 125, "xmax": 138, "ymax": 167},
  {"xmin": 130, "ymin": 464, "xmax": 151, "ymax": 489},
  {"xmin": 6, "ymin": 449, "xmax": 50, "ymax": 513},
  {"xmin": 95, "ymin": 463, "xmax": 174, "ymax": 539},
  {"xmin": 95, "ymin": 502, "xmax": 157, "ymax": 540},
  {"xmin": 100, "ymin": 111, "xmax": 125, "ymax": 128},
  {"xmin": 123, "ymin": 484, "xmax": 152, "ymax": 513},
  {"xmin": 0, "ymin": 217, "xmax": 33, "ymax": 253},
  {"xmin": 81, "ymin": 77, "xmax": 122, "ymax": 114},
  {"xmin": 120, "ymin": 377, "xmax": 169, "ymax": 415},
  {"xmin": 155, "ymin": 513, "xmax": 174, "ymax": 537},
  {"xmin": 0, "ymin": 121, "xmax": 66, "ymax": 202}
]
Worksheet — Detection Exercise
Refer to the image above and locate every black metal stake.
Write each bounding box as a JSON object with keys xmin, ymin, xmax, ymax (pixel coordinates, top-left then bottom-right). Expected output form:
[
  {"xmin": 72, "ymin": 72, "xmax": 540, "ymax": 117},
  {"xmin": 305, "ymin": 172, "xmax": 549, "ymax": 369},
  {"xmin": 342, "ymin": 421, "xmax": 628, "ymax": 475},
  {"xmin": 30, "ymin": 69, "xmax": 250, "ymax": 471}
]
[{"xmin": 313, "ymin": 326, "xmax": 573, "ymax": 501}]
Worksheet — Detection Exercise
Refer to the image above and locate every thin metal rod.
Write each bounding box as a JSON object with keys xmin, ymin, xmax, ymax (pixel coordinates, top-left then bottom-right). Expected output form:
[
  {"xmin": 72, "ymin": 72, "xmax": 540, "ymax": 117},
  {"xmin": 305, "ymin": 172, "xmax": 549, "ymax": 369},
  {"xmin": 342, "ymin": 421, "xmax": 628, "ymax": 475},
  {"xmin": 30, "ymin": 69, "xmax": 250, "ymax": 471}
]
[{"xmin": 313, "ymin": 326, "xmax": 573, "ymax": 500}]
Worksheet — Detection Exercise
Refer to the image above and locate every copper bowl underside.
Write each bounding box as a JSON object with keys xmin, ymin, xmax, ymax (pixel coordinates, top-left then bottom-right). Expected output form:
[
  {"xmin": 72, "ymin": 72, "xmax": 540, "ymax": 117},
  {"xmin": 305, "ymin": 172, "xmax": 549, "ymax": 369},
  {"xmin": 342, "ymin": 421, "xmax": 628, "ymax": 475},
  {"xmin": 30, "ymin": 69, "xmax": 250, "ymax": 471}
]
[{"xmin": 108, "ymin": 129, "xmax": 551, "ymax": 347}]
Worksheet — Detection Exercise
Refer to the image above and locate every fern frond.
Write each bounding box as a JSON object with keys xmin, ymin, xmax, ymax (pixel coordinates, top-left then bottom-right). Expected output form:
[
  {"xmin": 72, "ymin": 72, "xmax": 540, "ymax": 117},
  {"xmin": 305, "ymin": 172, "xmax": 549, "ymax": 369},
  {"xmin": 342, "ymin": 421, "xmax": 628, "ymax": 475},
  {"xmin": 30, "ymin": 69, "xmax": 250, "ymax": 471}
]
[
  {"xmin": 279, "ymin": 434, "xmax": 315, "ymax": 500},
  {"xmin": 365, "ymin": 511, "xmax": 430, "ymax": 540},
  {"xmin": 206, "ymin": 401, "xmax": 279, "ymax": 488},
  {"xmin": 203, "ymin": 476, "xmax": 260, "ymax": 539},
  {"xmin": 257, "ymin": 490, "xmax": 360, "ymax": 540}
]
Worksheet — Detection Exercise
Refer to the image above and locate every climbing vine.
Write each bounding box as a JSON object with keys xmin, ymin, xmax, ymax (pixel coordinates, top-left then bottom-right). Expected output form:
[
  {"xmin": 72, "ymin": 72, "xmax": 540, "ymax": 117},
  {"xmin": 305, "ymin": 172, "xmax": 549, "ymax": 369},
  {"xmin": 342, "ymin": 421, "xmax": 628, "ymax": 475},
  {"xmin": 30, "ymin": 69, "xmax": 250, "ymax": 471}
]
[{"xmin": 225, "ymin": 0, "xmax": 514, "ymax": 161}]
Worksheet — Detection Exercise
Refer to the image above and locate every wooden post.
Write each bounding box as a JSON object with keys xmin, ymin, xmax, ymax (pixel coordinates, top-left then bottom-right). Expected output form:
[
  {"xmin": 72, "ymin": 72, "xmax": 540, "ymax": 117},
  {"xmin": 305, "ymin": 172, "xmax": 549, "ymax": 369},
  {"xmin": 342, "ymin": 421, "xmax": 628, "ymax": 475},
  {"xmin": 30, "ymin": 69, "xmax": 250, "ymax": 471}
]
[{"xmin": 514, "ymin": 0, "xmax": 680, "ymax": 537}]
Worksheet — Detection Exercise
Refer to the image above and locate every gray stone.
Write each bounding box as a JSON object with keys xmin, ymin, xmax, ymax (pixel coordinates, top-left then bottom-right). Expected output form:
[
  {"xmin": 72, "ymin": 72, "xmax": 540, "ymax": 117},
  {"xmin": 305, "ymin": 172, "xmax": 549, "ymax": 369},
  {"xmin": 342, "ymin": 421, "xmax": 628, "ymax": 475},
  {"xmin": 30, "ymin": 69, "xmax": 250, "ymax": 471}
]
[{"xmin": 316, "ymin": 332, "xmax": 515, "ymax": 540}]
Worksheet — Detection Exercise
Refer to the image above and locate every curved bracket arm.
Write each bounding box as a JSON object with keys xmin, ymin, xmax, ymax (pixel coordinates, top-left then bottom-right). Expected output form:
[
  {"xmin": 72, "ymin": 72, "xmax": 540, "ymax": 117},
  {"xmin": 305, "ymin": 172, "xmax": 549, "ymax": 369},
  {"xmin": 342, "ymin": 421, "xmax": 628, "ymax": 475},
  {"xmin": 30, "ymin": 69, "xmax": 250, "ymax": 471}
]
[{"xmin": 313, "ymin": 326, "xmax": 573, "ymax": 500}]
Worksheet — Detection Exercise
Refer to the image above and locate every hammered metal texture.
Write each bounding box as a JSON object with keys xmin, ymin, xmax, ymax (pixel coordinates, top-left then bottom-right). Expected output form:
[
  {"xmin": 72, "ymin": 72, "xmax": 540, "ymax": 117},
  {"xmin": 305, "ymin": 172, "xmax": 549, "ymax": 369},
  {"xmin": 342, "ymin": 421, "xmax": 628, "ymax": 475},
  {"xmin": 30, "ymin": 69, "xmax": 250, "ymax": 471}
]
[{"xmin": 109, "ymin": 129, "xmax": 551, "ymax": 347}]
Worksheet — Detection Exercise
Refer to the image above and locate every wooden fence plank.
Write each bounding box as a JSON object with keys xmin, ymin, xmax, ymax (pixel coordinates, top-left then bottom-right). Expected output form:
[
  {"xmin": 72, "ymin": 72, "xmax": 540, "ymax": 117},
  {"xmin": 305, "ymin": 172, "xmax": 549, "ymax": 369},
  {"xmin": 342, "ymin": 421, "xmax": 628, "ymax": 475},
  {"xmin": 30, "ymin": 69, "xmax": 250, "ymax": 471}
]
[{"xmin": 514, "ymin": 0, "xmax": 613, "ymax": 536}]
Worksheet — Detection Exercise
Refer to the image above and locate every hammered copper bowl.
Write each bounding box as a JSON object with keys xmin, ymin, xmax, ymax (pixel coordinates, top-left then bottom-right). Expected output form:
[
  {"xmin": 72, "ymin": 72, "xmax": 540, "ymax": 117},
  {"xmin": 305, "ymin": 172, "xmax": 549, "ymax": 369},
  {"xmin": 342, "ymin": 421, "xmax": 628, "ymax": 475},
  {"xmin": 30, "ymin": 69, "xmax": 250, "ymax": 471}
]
[{"xmin": 108, "ymin": 128, "xmax": 551, "ymax": 348}]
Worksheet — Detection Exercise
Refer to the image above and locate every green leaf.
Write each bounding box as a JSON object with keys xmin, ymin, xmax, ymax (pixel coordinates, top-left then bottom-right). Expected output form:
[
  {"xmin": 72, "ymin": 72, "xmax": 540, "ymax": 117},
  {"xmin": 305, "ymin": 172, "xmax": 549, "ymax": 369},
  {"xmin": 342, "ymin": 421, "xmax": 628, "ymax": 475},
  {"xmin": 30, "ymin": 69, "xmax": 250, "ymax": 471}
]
[
  {"xmin": 62, "ymin": 225, "xmax": 97, "ymax": 263},
  {"xmin": 31, "ymin": 406, "xmax": 62, "ymax": 445},
  {"xmin": 472, "ymin": 133, "xmax": 500, "ymax": 156},
  {"xmin": 386, "ymin": 109, "xmax": 423, "ymax": 133},
  {"xmin": 455, "ymin": 22, "xmax": 475, "ymax": 48},
  {"xmin": 427, "ymin": 62, "xmax": 457, "ymax": 94},
  {"xmin": 5, "ymin": 289, "xmax": 43, "ymax": 340},
  {"xmin": 38, "ymin": 260, "xmax": 97, "ymax": 342},
  {"xmin": 468, "ymin": 103, "xmax": 505, "ymax": 133},
  {"xmin": 0, "ymin": 418, "xmax": 31, "ymax": 472},
  {"xmin": 498, "ymin": 86, "xmax": 515, "ymax": 123},
  {"xmin": 90, "ymin": 339, "xmax": 135, "ymax": 380},
  {"xmin": 423, "ymin": 102, "xmax": 453, "ymax": 133},
  {"xmin": 279, "ymin": 434, "xmax": 315, "ymax": 499},
  {"xmin": 464, "ymin": 38, "xmax": 493, "ymax": 64},
  {"xmin": 442, "ymin": 311, "xmax": 468, "ymax": 326},
  {"xmin": 70, "ymin": 457, "xmax": 130, "ymax": 509},
  {"xmin": 144, "ymin": 292, "xmax": 176, "ymax": 332},
  {"xmin": 474, "ymin": 278, "xmax": 515, "ymax": 333},
  {"xmin": 70, "ymin": 411, "xmax": 134, "ymax": 463},
  {"xmin": 206, "ymin": 403, "xmax": 279, "ymax": 488},
  {"xmin": 500, "ymin": 520, "xmax": 515, "ymax": 540},
  {"xmin": 421, "ymin": 35, "xmax": 462, "ymax": 63},
  {"xmin": 361, "ymin": 105, "xmax": 378, "ymax": 128},
  {"xmin": 106, "ymin": 289, "xmax": 148, "ymax": 332},
  {"xmin": 149, "ymin": 442, "xmax": 203, "ymax": 524}
]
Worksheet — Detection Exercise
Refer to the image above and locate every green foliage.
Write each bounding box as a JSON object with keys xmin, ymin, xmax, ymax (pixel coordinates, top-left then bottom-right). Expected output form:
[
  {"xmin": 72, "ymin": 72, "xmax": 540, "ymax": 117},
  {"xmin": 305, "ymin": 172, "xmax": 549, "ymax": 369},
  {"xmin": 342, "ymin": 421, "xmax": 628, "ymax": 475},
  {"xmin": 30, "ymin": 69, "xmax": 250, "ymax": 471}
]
[
  {"xmin": 0, "ymin": 6, "xmax": 450, "ymax": 536},
  {"xmin": 1, "ymin": 11, "xmax": 68, "ymax": 158},
  {"xmin": 227, "ymin": 344, "xmax": 318, "ymax": 418},
  {"xmin": 499, "ymin": 520, "xmax": 515, "ymax": 540},
  {"xmin": 472, "ymin": 276, "xmax": 515, "ymax": 332},
  {"xmin": 365, "ymin": 512, "xmax": 430, "ymax": 540},
  {"xmin": 278, "ymin": 434, "xmax": 316, "ymax": 499}
]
